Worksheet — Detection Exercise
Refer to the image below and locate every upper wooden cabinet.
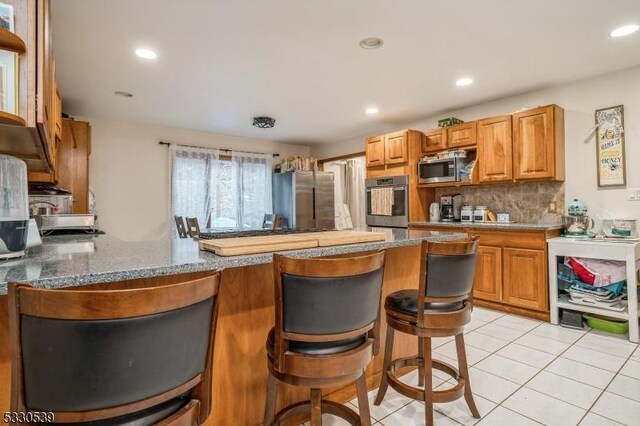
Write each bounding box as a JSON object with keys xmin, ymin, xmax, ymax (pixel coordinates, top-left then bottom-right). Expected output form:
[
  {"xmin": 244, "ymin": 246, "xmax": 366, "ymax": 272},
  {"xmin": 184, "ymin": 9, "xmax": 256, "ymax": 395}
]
[
  {"xmin": 422, "ymin": 128, "xmax": 447, "ymax": 153},
  {"xmin": 384, "ymin": 130, "xmax": 408, "ymax": 165},
  {"xmin": 365, "ymin": 135, "xmax": 385, "ymax": 167},
  {"xmin": 366, "ymin": 130, "xmax": 409, "ymax": 167},
  {"xmin": 447, "ymin": 122, "xmax": 477, "ymax": 148},
  {"xmin": 477, "ymin": 115, "xmax": 513, "ymax": 183},
  {"xmin": 0, "ymin": 0, "xmax": 61, "ymax": 173},
  {"xmin": 513, "ymin": 105, "xmax": 565, "ymax": 181}
]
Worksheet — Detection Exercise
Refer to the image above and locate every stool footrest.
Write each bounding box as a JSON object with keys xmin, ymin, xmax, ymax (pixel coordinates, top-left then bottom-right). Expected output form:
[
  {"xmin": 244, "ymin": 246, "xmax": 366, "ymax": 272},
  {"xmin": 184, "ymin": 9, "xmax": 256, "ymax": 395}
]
[
  {"xmin": 272, "ymin": 399, "xmax": 361, "ymax": 426},
  {"xmin": 386, "ymin": 356, "xmax": 467, "ymax": 403}
]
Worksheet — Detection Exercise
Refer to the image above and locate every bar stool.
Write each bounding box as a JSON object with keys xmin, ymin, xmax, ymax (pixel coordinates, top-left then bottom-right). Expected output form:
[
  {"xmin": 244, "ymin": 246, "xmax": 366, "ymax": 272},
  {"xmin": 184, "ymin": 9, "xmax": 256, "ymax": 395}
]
[
  {"xmin": 374, "ymin": 237, "xmax": 480, "ymax": 426},
  {"xmin": 8, "ymin": 272, "xmax": 221, "ymax": 425},
  {"xmin": 264, "ymin": 251, "xmax": 386, "ymax": 426}
]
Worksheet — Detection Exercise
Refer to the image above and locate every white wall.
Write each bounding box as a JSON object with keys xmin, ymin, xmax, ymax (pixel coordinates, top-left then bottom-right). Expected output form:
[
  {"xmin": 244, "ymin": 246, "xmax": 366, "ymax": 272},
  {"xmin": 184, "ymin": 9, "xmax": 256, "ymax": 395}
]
[
  {"xmin": 311, "ymin": 65, "xmax": 640, "ymax": 222},
  {"xmin": 87, "ymin": 118, "xmax": 310, "ymax": 241}
]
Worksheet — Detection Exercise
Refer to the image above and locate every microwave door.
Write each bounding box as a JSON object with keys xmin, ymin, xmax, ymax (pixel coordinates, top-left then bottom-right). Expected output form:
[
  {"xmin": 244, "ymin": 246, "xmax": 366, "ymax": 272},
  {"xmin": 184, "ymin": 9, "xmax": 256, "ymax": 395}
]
[{"xmin": 419, "ymin": 160, "xmax": 456, "ymax": 183}]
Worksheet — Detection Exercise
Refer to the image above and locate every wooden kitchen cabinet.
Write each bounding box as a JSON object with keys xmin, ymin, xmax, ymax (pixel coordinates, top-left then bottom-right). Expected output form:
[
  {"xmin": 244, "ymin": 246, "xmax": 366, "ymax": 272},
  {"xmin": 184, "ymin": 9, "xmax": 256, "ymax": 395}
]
[
  {"xmin": 503, "ymin": 248, "xmax": 547, "ymax": 311},
  {"xmin": 365, "ymin": 135, "xmax": 385, "ymax": 167},
  {"xmin": 0, "ymin": 0, "xmax": 62, "ymax": 173},
  {"xmin": 56, "ymin": 119, "xmax": 92, "ymax": 213},
  {"xmin": 365, "ymin": 130, "xmax": 411, "ymax": 167},
  {"xmin": 384, "ymin": 130, "xmax": 408, "ymax": 165},
  {"xmin": 513, "ymin": 105, "xmax": 565, "ymax": 181},
  {"xmin": 446, "ymin": 122, "xmax": 477, "ymax": 148},
  {"xmin": 422, "ymin": 128, "xmax": 447, "ymax": 153},
  {"xmin": 473, "ymin": 245, "xmax": 503, "ymax": 302},
  {"xmin": 477, "ymin": 115, "xmax": 513, "ymax": 182},
  {"xmin": 409, "ymin": 224, "xmax": 561, "ymax": 320}
]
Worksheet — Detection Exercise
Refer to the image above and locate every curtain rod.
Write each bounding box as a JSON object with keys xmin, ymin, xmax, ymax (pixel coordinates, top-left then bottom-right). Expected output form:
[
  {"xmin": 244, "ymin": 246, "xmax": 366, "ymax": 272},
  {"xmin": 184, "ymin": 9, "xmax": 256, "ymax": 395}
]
[{"xmin": 158, "ymin": 141, "xmax": 279, "ymax": 158}]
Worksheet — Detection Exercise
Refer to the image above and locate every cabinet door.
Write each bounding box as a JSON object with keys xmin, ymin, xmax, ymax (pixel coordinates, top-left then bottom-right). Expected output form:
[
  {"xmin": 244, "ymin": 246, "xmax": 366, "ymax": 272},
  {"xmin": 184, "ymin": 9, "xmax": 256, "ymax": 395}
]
[
  {"xmin": 366, "ymin": 135, "xmax": 385, "ymax": 167},
  {"xmin": 477, "ymin": 115, "xmax": 513, "ymax": 182},
  {"xmin": 422, "ymin": 129, "xmax": 447, "ymax": 153},
  {"xmin": 447, "ymin": 122, "xmax": 477, "ymax": 148},
  {"xmin": 503, "ymin": 248, "xmax": 547, "ymax": 311},
  {"xmin": 57, "ymin": 120, "xmax": 91, "ymax": 213},
  {"xmin": 384, "ymin": 131, "xmax": 408, "ymax": 164},
  {"xmin": 513, "ymin": 106, "xmax": 556, "ymax": 180},
  {"xmin": 473, "ymin": 245, "xmax": 502, "ymax": 302}
]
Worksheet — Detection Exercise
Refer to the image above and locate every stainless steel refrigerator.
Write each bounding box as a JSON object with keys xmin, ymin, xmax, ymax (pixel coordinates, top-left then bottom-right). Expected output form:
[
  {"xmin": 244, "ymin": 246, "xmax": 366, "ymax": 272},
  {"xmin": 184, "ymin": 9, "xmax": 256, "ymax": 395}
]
[{"xmin": 272, "ymin": 171, "xmax": 335, "ymax": 229}]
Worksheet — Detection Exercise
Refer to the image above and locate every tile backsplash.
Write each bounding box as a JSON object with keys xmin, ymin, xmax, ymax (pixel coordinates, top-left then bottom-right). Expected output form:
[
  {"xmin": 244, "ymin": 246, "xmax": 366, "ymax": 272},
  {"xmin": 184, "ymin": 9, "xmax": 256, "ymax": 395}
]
[{"xmin": 435, "ymin": 181, "xmax": 565, "ymax": 224}]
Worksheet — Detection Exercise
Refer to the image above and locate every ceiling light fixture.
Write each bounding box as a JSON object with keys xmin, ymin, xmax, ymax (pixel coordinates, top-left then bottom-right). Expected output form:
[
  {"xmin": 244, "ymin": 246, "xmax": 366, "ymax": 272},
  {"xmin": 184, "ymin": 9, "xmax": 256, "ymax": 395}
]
[
  {"xmin": 114, "ymin": 91, "xmax": 133, "ymax": 98},
  {"xmin": 609, "ymin": 24, "xmax": 639, "ymax": 37},
  {"xmin": 366, "ymin": 107, "xmax": 379, "ymax": 115},
  {"xmin": 455, "ymin": 78, "xmax": 473, "ymax": 87},
  {"xmin": 135, "ymin": 48, "xmax": 157, "ymax": 59},
  {"xmin": 359, "ymin": 37, "xmax": 384, "ymax": 49},
  {"xmin": 253, "ymin": 116, "xmax": 276, "ymax": 128}
]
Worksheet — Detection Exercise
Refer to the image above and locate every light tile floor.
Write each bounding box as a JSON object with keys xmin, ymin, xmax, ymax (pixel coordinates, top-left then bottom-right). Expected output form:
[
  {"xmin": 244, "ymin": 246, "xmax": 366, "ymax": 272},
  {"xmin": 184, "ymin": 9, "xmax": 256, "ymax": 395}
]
[{"xmin": 303, "ymin": 306, "xmax": 640, "ymax": 426}]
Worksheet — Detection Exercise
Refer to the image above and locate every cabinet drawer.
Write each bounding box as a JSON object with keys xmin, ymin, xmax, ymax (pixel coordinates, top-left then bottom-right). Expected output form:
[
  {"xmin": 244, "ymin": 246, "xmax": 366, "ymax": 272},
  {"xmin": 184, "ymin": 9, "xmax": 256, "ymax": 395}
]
[{"xmin": 468, "ymin": 230, "xmax": 546, "ymax": 250}]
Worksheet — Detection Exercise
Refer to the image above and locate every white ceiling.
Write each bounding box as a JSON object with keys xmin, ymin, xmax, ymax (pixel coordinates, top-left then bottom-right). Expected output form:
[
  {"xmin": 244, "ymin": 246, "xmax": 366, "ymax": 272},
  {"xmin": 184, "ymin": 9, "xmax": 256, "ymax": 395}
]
[{"xmin": 51, "ymin": 0, "xmax": 640, "ymax": 145}]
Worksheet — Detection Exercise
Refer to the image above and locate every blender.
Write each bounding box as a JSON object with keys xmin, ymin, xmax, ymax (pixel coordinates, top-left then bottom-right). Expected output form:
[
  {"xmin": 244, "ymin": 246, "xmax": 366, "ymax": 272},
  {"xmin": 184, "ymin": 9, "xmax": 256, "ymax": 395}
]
[
  {"xmin": 562, "ymin": 199, "xmax": 594, "ymax": 238},
  {"xmin": 0, "ymin": 155, "xmax": 30, "ymax": 258}
]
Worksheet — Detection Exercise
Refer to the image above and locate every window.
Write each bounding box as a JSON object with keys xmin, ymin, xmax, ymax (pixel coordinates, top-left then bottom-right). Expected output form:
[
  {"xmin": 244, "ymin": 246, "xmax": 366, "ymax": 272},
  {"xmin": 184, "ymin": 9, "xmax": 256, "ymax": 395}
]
[{"xmin": 170, "ymin": 145, "xmax": 273, "ymax": 231}]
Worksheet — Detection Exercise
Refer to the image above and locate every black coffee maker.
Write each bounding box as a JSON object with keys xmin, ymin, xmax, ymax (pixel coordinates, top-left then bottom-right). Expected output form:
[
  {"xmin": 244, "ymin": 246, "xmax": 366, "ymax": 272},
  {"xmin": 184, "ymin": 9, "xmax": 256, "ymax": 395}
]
[{"xmin": 439, "ymin": 194, "xmax": 462, "ymax": 222}]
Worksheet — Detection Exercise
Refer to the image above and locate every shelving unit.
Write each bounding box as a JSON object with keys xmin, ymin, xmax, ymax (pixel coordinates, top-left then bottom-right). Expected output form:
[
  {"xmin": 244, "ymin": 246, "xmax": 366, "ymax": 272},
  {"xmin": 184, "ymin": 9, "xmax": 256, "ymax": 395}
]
[{"xmin": 547, "ymin": 237, "xmax": 640, "ymax": 343}]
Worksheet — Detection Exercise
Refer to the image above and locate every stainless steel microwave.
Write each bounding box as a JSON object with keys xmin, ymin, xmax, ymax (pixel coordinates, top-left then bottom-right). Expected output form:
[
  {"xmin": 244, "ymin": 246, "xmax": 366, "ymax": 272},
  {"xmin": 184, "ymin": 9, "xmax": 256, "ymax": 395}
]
[{"xmin": 418, "ymin": 157, "xmax": 467, "ymax": 184}]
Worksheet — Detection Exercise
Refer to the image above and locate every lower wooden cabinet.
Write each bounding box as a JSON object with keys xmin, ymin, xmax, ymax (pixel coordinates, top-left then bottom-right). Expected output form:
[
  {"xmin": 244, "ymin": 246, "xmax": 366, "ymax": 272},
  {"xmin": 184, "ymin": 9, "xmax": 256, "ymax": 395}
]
[
  {"xmin": 503, "ymin": 247, "xmax": 547, "ymax": 311},
  {"xmin": 409, "ymin": 225, "xmax": 561, "ymax": 319},
  {"xmin": 473, "ymin": 245, "xmax": 503, "ymax": 302}
]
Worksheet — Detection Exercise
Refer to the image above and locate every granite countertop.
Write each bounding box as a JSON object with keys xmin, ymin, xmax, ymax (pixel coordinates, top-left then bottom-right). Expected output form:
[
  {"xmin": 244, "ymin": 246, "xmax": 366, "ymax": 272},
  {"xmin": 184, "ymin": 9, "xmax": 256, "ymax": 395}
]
[
  {"xmin": 410, "ymin": 221, "xmax": 563, "ymax": 231},
  {"xmin": 0, "ymin": 229, "xmax": 466, "ymax": 294}
]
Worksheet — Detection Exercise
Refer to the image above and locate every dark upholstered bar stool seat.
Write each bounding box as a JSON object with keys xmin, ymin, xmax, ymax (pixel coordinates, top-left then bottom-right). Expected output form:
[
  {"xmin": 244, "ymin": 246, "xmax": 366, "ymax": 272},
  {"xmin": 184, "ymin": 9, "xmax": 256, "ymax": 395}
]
[
  {"xmin": 374, "ymin": 237, "xmax": 480, "ymax": 426},
  {"xmin": 8, "ymin": 272, "xmax": 221, "ymax": 426},
  {"xmin": 264, "ymin": 251, "xmax": 386, "ymax": 426}
]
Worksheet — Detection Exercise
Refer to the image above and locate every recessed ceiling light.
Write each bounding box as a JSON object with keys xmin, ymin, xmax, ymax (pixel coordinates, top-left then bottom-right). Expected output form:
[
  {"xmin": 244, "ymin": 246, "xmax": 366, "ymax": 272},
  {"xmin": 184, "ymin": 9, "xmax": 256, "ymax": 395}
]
[
  {"xmin": 359, "ymin": 37, "xmax": 384, "ymax": 49},
  {"xmin": 456, "ymin": 78, "xmax": 473, "ymax": 87},
  {"xmin": 609, "ymin": 24, "xmax": 639, "ymax": 37},
  {"xmin": 114, "ymin": 91, "xmax": 133, "ymax": 98},
  {"xmin": 366, "ymin": 107, "xmax": 379, "ymax": 115},
  {"xmin": 135, "ymin": 48, "xmax": 157, "ymax": 59}
]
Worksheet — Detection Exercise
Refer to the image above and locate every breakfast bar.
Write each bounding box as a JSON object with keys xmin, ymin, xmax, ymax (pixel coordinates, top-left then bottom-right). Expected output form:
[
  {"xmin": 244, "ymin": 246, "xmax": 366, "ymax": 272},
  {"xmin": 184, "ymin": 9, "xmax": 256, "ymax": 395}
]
[{"xmin": 0, "ymin": 229, "xmax": 465, "ymax": 426}]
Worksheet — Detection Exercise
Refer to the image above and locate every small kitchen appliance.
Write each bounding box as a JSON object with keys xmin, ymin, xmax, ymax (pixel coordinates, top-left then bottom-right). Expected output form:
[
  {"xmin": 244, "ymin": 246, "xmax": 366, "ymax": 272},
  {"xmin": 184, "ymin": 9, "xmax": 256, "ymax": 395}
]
[
  {"xmin": 562, "ymin": 199, "xmax": 594, "ymax": 238},
  {"xmin": 429, "ymin": 202, "xmax": 440, "ymax": 222},
  {"xmin": 460, "ymin": 205, "xmax": 474, "ymax": 223},
  {"xmin": 418, "ymin": 157, "xmax": 468, "ymax": 184},
  {"xmin": 0, "ymin": 155, "xmax": 29, "ymax": 259},
  {"xmin": 440, "ymin": 194, "xmax": 462, "ymax": 222}
]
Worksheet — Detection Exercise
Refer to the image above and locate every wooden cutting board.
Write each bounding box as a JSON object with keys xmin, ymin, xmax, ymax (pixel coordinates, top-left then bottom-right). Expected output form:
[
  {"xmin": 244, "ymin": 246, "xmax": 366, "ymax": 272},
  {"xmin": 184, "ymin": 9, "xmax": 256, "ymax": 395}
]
[
  {"xmin": 311, "ymin": 230, "xmax": 387, "ymax": 247},
  {"xmin": 199, "ymin": 231, "xmax": 388, "ymax": 256},
  {"xmin": 199, "ymin": 234, "xmax": 318, "ymax": 256}
]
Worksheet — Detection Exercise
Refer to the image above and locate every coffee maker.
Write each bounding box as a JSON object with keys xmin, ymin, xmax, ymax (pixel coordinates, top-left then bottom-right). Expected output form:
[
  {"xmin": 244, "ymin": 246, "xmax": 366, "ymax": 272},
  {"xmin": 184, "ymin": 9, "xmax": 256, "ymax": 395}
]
[{"xmin": 440, "ymin": 194, "xmax": 462, "ymax": 222}]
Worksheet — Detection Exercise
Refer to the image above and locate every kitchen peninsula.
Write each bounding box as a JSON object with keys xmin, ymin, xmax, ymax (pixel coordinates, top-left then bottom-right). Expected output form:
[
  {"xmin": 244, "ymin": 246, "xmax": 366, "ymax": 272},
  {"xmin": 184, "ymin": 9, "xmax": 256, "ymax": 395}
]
[{"xmin": 0, "ymin": 229, "xmax": 465, "ymax": 426}]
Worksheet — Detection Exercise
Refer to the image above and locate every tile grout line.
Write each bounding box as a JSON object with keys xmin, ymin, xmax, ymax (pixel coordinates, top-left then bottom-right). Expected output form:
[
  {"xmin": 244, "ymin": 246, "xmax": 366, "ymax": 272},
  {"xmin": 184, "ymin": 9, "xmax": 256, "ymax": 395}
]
[
  {"xmin": 376, "ymin": 310, "xmax": 508, "ymax": 425},
  {"xmin": 574, "ymin": 332, "xmax": 639, "ymax": 426}
]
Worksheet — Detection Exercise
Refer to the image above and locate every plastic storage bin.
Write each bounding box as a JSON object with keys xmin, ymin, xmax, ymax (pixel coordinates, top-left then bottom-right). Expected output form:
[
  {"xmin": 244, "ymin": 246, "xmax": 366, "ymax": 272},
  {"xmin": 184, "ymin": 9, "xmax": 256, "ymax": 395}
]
[{"xmin": 583, "ymin": 314, "xmax": 629, "ymax": 334}]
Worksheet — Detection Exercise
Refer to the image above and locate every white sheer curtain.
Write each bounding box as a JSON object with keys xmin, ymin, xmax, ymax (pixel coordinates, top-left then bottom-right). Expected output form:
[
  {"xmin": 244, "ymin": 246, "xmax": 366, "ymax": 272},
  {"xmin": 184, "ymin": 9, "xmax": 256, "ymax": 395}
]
[
  {"xmin": 170, "ymin": 144, "xmax": 273, "ymax": 233},
  {"xmin": 345, "ymin": 156, "xmax": 366, "ymax": 229}
]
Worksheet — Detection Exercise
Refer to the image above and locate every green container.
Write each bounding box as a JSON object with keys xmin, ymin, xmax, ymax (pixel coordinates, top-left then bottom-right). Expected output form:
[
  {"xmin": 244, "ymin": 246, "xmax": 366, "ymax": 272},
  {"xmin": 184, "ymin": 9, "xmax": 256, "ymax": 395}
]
[
  {"xmin": 437, "ymin": 117, "xmax": 464, "ymax": 128},
  {"xmin": 583, "ymin": 314, "xmax": 629, "ymax": 334}
]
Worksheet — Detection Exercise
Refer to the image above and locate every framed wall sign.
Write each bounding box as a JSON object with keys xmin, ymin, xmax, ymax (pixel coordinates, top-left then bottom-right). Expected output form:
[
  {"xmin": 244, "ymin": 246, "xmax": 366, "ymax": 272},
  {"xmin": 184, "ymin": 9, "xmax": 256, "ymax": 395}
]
[{"xmin": 595, "ymin": 105, "xmax": 626, "ymax": 187}]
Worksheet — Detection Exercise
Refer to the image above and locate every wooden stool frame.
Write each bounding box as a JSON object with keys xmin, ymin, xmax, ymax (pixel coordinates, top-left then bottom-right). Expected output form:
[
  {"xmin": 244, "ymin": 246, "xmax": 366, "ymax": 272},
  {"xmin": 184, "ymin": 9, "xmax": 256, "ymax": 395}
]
[
  {"xmin": 374, "ymin": 237, "xmax": 480, "ymax": 426},
  {"xmin": 8, "ymin": 272, "xmax": 221, "ymax": 425},
  {"xmin": 264, "ymin": 251, "xmax": 386, "ymax": 426}
]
